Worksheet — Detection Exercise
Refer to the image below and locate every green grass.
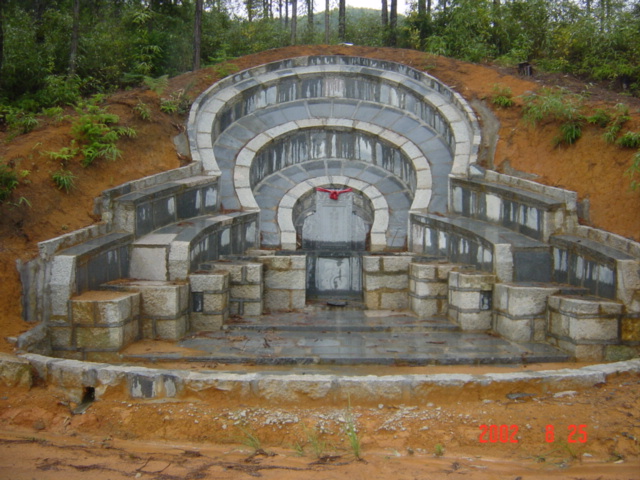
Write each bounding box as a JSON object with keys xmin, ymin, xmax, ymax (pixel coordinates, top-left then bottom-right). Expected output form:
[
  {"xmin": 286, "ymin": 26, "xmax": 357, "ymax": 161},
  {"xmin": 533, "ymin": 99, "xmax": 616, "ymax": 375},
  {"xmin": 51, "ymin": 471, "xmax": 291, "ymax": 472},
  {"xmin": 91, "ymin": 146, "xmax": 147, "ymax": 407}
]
[{"xmin": 51, "ymin": 169, "xmax": 77, "ymax": 193}]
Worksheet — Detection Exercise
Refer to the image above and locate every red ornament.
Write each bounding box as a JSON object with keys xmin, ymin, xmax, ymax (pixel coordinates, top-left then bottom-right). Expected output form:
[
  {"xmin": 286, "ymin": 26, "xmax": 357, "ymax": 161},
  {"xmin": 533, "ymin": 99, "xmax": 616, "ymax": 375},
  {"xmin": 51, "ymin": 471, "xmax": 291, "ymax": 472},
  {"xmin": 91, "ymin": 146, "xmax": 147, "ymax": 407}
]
[{"xmin": 316, "ymin": 187, "xmax": 353, "ymax": 200}]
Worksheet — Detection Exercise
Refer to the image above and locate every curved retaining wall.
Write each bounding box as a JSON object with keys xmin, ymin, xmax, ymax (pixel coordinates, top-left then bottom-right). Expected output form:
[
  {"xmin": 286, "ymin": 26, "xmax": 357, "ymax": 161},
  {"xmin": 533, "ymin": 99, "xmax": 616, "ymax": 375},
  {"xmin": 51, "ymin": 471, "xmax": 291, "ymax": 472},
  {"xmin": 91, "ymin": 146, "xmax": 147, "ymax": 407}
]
[{"xmin": 11, "ymin": 353, "xmax": 640, "ymax": 405}]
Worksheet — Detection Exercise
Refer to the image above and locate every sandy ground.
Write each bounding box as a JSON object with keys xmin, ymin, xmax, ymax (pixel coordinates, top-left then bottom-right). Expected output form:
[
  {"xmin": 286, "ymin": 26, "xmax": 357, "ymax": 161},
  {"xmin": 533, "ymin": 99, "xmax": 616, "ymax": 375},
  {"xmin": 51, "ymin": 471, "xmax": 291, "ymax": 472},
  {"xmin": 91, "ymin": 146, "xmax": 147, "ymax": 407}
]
[{"xmin": 1, "ymin": 368, "xmax": 639, "ymax": 479}]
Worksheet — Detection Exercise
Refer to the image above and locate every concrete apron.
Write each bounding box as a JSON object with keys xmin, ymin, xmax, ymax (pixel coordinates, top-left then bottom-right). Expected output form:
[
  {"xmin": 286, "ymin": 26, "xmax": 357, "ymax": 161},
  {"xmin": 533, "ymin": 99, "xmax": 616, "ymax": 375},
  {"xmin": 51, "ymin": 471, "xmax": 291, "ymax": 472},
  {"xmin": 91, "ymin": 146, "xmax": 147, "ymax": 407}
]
[{"xmin": 2, "ymin": 352, "xmax": 639, "ymax": 406}]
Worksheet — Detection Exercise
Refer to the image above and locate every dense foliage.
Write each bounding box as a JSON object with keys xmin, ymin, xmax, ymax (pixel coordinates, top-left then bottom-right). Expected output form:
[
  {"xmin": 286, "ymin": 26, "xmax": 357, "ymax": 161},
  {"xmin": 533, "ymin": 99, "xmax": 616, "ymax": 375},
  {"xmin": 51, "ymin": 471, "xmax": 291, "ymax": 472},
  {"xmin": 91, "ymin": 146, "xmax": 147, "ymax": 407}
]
[{"xmin": 1, "ymin": 0, "xmax": 639, "ymax": 111}]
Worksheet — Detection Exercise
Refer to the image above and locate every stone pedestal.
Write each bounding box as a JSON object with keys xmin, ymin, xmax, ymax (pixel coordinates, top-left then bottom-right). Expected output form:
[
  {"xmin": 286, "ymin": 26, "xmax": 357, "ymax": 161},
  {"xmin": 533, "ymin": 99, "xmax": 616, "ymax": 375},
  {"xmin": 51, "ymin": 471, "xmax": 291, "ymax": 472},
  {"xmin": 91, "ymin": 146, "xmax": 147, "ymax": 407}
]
[
  {"xmin": 53, "ymin": 290, "xmax": 141, "ymax": 361},
  {"xmin": 259, "ymin": 255, "xmax": 306, "ymax": 312},
  {"xmin": 189, "ymin": 271, "xmax": 230, "ymax": 331},
  {"xmin": 363, "ymin": 255, "xmax": 413, "ymax": 310},
  {"xmin": 448, "ymin": 271, "xmax": 496, "ymax": 331},
  {"xmin": 107, "ymin": 281, "xmax": 189, "ymax": 340},
  {"xmin": 547, "ymin": 295, "xmax": 623, "ymax": 361},
  {"xmin": 493, "ymin": 283, "xmax": 560, "ymax": 342},
  {"xmin": 213, "ymin": 261, "xmax": 263, "ymax": 316},
  {"xmin": 409, "ymin": 262, "xmax": 460, "ymax": 318}
]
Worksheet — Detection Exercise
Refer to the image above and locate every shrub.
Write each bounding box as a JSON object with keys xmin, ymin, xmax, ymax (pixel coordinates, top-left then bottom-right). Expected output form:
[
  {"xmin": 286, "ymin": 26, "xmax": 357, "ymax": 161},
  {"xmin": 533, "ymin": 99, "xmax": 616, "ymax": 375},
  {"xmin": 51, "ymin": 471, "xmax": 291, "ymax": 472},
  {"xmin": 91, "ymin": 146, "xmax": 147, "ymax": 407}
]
[
  {"xmin": 0, "ymin": 165, "xmax": 19, "ymax": 203},
  {"xmin": 522, "ymin": 88, "xmax": 585, "ymax": 145},
  {"xmin": 626, "ymin": 151, "xmax": 640, "ymax": 191},
  {"xmin": 71, "ymin": 97, "xmax": 136, "ymax": 167},
  {"xmin": 491, "ymin": 84, "xmax": 515, "ymax": 108},
  {"xmin": 133, "ymin": 100, "xmax": 152, "ymax": 121},
  {"xmin": 617, "ymin": 132, "xmax": 640, "ymax": 149},
  {"xmin": 51, "ymin": 169, "xmax": 77, "ymax": 193}
]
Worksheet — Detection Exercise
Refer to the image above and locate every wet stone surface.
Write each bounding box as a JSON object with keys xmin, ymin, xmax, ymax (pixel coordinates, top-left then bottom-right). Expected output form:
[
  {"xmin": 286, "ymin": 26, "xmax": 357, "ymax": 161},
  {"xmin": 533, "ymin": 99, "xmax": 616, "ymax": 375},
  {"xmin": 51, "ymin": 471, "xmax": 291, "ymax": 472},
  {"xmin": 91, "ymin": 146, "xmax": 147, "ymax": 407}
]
[{"xmin": 122, "ymin": 310, "xmax": 571, "ymax": 366}]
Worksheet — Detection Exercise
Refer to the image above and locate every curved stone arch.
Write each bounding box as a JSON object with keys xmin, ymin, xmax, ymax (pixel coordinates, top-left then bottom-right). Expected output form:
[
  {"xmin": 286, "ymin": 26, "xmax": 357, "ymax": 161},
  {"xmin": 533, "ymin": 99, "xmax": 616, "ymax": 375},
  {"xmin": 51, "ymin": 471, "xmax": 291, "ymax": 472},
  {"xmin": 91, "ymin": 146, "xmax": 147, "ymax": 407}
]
[
  {"xmin": 211, "ymin": 69, "xmax": 463, "ymax": 150},
  {"xmin": 188, "ymin": 56, "xmax": 481, "ymax": 176},
  {"xmin": 249, "ymin": 127, "xmax": 418, "ymax": 192},
  {"xmin": 277, "ymin": 176, "xmax": 390, "ymax": 251},
  {"xmin": 232, "ymin": 119, "xmax": 434, "ymax": 213}
]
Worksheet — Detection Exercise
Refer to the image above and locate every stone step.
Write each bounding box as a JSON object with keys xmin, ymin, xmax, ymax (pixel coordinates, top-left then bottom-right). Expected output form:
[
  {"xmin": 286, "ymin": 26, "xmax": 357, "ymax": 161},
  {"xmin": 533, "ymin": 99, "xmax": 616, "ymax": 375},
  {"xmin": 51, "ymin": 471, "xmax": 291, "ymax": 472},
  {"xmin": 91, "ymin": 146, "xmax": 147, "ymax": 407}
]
[
  {"xmin": 222, "ymin": 312, "xmax": 459, "ymax": 333},
  {"xmin": 121, "ymin": 324, "xmax": 571, "ymax": 366}
]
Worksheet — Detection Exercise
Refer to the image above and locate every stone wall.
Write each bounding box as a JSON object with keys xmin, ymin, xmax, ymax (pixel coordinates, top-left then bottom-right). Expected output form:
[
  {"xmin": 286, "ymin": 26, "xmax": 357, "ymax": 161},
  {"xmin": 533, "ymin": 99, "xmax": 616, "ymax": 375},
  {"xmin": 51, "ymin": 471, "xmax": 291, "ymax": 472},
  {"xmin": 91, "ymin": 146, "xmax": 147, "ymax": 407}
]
[
  {"xmin": 448, "ymin": 271, "xmax": 496, "ymax": 331},
  {"xmin": 363, "ymin": 255, "xmax": 413, "ymax": 310},
  {"xmin": 51, "ymin": 290, "xmax": 140, "ymax": 362},
  {"xmin": 547, "ymin": 295, "xmax": 623, "ymax": 361},
  {"xmin": 189, "ymin": 272, "xmax": 230, "ymax": 331},
  {"xmin": 258, "ymin": 255, "xmax": 306, "ymax": 313}
]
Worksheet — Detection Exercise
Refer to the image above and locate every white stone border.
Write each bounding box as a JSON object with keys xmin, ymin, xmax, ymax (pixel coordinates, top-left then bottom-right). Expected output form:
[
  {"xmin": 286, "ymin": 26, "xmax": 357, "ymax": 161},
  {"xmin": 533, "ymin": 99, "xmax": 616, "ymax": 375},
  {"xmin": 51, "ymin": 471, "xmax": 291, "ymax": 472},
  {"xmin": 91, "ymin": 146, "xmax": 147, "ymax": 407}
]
[
  {"xmin": 276, "ymin": 176, "xmax": 390, "ymax": 251},
  {"xmin": 12, "ymin": 353, "xmax": 640, "ymax": 404},
  {"xmin": 232, "ymin": 119, "xmax": 433, "ymax": 214}
]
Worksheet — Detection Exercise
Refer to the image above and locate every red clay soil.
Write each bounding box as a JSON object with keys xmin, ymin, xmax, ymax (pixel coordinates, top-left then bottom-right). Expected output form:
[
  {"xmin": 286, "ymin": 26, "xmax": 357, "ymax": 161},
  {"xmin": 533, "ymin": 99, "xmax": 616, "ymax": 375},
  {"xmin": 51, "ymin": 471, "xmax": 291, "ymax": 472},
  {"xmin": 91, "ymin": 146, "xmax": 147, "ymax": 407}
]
[{"xmin": 0, "ymin": 45, "xmax": 639, "ymax": 479}]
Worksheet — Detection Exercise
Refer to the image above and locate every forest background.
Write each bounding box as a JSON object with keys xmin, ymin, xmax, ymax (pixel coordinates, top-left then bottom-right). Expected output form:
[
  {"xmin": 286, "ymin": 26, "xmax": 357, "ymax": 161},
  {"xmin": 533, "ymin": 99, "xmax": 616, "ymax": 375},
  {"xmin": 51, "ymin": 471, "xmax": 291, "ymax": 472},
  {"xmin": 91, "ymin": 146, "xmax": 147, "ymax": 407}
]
[{"xmin": 1, "ymin": 0, "xmax": 639, "ymax": 116}]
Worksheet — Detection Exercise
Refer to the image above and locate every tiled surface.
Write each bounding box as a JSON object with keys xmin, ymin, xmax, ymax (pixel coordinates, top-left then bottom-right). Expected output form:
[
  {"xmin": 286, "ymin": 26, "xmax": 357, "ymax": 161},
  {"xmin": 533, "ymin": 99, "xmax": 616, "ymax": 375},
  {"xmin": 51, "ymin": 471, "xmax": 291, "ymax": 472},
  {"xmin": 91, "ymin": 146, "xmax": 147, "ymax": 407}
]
[{"xmin": 123, "ymin": 310, "xmax": 571, "ymax": 366}]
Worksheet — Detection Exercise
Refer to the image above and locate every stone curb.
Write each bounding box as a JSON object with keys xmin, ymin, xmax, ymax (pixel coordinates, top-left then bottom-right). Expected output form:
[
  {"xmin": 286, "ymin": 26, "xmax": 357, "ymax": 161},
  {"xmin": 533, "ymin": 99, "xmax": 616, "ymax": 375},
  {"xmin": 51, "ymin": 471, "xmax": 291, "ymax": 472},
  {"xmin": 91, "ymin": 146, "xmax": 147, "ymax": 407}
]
[{"xmin": 8, "ymin": 353, "xmax": 640, "ymax": 405}]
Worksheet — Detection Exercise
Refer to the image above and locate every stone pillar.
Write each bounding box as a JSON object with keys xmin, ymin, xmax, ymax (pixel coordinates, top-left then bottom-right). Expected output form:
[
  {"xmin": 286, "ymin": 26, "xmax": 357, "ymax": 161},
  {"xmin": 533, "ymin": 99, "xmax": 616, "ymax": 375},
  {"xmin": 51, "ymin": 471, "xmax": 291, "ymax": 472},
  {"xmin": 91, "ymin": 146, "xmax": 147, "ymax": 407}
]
[
  {"xmin": 363, "ymin": 255, "xmax": 412, "ymax": 310},
  {"xmin": 547, "ymin": 295, "xmax": 623, "ymax": 361},
  {"xmin": 214, "ymin": 261, "xmax": 263, "ymax": 317},
  {"xmin": 189, "ymin": 271, "xmax": 230, "ymax": 331},
  {"xmin": 409, "ymin": 262, "xmax": 460, "ymax": 318},
  {"xmin": 260, "ymin": 255, "xmax": 306, "ymax": 312},
  {"xmin": 63, "ymin": 290, "xmax": 141, "ymax": 362},
  {"xmin": 448, "ymin": 271, "xmax": 496, "ymax": 331},
  {"xmin": 493, "ymin": 283, "xmax": 560, "ymax": 342}
]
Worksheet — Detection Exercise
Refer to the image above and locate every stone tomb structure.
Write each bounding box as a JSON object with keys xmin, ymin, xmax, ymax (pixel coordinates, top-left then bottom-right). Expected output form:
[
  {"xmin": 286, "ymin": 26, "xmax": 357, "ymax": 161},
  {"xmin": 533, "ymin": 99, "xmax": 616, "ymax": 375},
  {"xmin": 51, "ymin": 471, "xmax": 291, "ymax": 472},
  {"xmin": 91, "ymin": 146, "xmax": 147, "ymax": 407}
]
[{"xmin": 16, "ymin": 55, "xmax": 640, "ymax": 374}]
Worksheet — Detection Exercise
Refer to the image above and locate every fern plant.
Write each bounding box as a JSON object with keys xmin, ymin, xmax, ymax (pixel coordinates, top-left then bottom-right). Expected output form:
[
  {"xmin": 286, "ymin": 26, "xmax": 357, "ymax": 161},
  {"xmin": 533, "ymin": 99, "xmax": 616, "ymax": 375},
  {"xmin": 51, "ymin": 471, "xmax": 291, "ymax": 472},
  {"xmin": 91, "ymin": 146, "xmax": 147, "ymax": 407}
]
[{"xmin": 71, "ymin": 96, "xmax": 136, "ymax": 167}]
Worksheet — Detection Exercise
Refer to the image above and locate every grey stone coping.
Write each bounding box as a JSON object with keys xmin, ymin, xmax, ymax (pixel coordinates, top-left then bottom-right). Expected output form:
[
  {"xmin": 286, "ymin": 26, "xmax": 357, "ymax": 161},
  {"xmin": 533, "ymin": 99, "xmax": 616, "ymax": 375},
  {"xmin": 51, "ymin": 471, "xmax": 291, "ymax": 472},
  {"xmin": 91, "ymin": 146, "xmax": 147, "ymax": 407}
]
[
  {"xmin": 190, "ymin": 55, "xmax": 478, "ymax": 126},
  {"xmin": 13, "ymin": 352, "xmax": 640, "ymax": 403},
  {"xmin": 136, "ymin": 212, "xmax": 257, "ymax": 246},
  {"xmin": 57, "ymin": 232, "xmax": 133, "ymax": 258},
  {"xmin": 551, "ymin": 234, "xmax": 636, "ymax": 263},
  {"xmin": 451, "ymin": 177, "xmax": 565, "ymax": 211},
  {"xmin": 412, "ymin": 213, "xmax": 549, "ymax": 250},
  {"xmin": 99, "ymin": 164, "xmax": 203, "ymax": 204},
  {"xmin": 115, "ymin": 176, "xmax": 214, "ymax": 205}
]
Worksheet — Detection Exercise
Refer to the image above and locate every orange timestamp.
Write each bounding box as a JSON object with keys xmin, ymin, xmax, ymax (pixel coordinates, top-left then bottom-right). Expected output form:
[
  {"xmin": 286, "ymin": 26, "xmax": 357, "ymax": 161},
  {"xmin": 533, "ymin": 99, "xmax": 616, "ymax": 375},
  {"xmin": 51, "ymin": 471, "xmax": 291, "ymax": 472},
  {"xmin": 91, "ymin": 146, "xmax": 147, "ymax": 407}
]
[{"xmin": 478, "ymin": 424, "xmax": 588, "ymax": 443}]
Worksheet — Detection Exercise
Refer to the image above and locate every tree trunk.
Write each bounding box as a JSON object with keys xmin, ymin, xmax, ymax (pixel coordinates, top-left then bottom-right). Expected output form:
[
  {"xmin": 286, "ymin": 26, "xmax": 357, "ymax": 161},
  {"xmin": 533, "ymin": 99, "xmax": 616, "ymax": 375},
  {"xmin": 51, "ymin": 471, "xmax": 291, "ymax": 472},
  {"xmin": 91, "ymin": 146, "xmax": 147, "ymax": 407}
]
[
  {"xmin": 307, "ymin": 0, "xmax": 314, "ymax": 35},
  {"xmin": 325, "ymin": 0, "xmax": 330, "ymax": 43},
  {"xmin": 291, "ymin": 0, "xmax": 297, "ymax": 44},
  {"xmin": 285, "ymin": 0, "xmax": 289, "ymax": 28},
  {"xmin": 427, "ymin": 0, "xmax": 431, "ymax": 14},
  {"xmin": 418, "ymin": 0, "xmax": 425, "ymax": 15},
  {"xmin": 69, "ymin": 0, "xmax": 80, "ymax": 74},
  {"xmin": 389, "ymin": 0, "xmax": 397, "ymax": 46},
  {"xmin": 338, "ymin": 0, "xmax": 346, "ymax": 42},
  {"xmin": 585, "ymin": 0, "xmax": 591, "ymax": 14},
  {"xmin": 0, "ymin": 0, "xmax": 4, "ymax": 77},
  {"xmin": 193, "ymin": 0, "xmax": 203, "ymax": 71},
  {"xmin": 247, "ymin": 0, "xmax": 253, "ymax": 22},
  {"xmin": 381, "ymin": 0, "xmax": 388, "ymax": 27}
]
